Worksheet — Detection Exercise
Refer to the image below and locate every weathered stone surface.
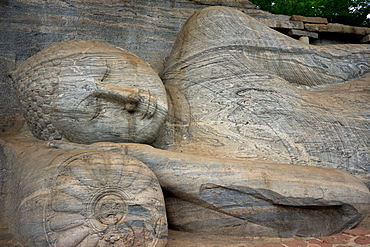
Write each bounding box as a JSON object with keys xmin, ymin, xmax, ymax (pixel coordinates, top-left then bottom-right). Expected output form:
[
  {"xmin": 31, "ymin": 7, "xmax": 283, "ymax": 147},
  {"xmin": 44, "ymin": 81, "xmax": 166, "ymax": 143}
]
[
  {"xmin": 288, "ymin": 29, "xmax": 318, "ymax": 39},
  {"xmin": 3, "ymin": 4, "xmax": 370, "ymax": 245},
  {"xmin": 317, "ymin": 233, "xmax": 352, "ymax": 244},
  {"xmin": 290, "ymin": 15, "xmax": 328, "ymax": 24},
  {"xmin": 305, "ymin": 23, "xmax": 370, "ymax": 35},
  {"xmin": 47, "ymin": 140, "xmax": 370, "ymax": 238},
  {"xmin": 0, "ymin": 0, "xmax": 261, "ymax": 134},
  {"xmin": 159, "ymin": 6, "xmax": 370, "ymax": 174},
  {"xmin": 4, "ymin": 136, "xmax": 167, "ymax": 247},
  {"xmin": 311, "ymin": 39, "xmax": 347, "ymax": 46},
  {"xmin": 299, "ymin": 36, "xmax": 310, "ymax": 43},
  {"xmin": 361, "ymin": 34, "xmax": 370, "ymax": 43},
  {"xmin": 343, "ymin": 226, "xmax": 370, "ymax": 236},
  {"xmin": 354, "ymin": 235, "xmax": 370, "ymax": 245},
  {"xmin": 157, "ymin": 6, "xmax": 370, "ymax": 235},
  {"xmin": 255, "ymin": 18, "xmax": 304, "ymax": 29},
  {"xmin": 190, "ymin": 0, "xmax": 256, "ymax": 8},
  {"xmin": 0, "ymin": 225, "xmax": 22, "ymax": 247},
  {"xmin": 166, "ymin": 226, "xmax": 370, "ymax": 246},
  {"xmin": 238, "ymin": 10, "xmax": 303, "ymax": 29},
  {"xmin": 306, "ymin": 239, "xmax": 332, "ymax": 247},
  {"xmin": 242, "ymin": 8, "xmax": 292, "ymax": 20},
  {"xmin": 10, "ymin": 40, "xmax": 168, "ymax": 144},
  {"xmin": 283, "ymin": 240, "xmax": 309, "ymax": 247},
  {"xmin": 258, "ymin": 244, "xmax": 285, "ymax": 247}
]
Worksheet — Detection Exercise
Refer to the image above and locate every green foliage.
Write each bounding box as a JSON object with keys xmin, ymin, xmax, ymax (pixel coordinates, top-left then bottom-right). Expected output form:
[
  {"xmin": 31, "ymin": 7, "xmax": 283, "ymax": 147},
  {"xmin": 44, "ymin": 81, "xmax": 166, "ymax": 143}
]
[{"xmin": 250, "ymin": 0, "xmax": 370, "ymax": 27}]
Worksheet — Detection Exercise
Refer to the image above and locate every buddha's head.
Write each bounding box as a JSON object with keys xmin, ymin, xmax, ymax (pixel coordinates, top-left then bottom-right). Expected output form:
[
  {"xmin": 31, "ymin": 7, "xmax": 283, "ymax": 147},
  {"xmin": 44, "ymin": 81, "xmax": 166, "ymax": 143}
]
[{"xmin": 11, "ymin": 40, "xmax": 168, "ymax": 144}]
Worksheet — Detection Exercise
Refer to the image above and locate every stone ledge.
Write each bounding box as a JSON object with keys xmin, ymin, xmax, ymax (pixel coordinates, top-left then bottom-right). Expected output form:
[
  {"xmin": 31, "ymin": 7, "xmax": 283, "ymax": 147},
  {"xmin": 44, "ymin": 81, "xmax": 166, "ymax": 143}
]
[
  {"xmin": 290, "ymin": 15, "xmax": 328, "ymax": 24},
  {"xmin": 305, "ymin": 23, "xmax": 370, "ymax": 35},
  {"xmin": 288, "ymin": 29, "xmax": 318, "ymax": 39}
]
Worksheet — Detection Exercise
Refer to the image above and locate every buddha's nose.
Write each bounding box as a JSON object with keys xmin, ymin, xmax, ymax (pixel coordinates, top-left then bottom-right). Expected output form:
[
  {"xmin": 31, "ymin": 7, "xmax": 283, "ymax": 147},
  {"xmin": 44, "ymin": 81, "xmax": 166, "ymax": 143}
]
[
  {"xmin": 91, "ymin": 84, "xmax": 157, "ymax": 119},
  {"xmin": 92, "ymin": 84, "xmax": 140, "ymax": 112}
]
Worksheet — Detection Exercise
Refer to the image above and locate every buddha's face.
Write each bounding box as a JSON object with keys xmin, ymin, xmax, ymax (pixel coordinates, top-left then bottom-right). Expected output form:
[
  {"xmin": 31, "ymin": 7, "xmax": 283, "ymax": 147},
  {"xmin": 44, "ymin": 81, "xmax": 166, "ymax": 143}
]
[{"xmin": 46, "ymin": 41, "xmax": 168, "ymax": 144}]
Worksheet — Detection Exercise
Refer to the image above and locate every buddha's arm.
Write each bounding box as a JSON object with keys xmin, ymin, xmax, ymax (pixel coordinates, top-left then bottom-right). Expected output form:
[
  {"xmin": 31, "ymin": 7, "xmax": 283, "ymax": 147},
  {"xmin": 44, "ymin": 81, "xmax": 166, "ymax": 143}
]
[{"xmin": 48, "ymin": 140, "xmax": 370, "ymax": 216}]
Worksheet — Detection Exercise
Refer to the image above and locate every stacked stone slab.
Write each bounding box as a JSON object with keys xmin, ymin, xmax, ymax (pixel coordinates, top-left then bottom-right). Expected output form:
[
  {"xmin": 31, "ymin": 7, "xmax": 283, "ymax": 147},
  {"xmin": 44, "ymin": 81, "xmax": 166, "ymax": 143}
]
[
  {"xmin": 286, "ymin": 15, "xmax": 370, "ymax": 44},
  {"xmin": 236, "ymin": 11, "xmax": 370, "ymax": 45}
]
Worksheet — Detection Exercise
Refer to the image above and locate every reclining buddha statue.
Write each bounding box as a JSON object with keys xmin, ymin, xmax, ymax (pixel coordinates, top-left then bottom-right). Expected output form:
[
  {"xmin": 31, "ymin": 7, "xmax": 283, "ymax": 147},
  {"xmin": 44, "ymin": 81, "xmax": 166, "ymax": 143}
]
[{"xmin": 4, "ymin": 6, "xmax": 370, "ymax": 246}]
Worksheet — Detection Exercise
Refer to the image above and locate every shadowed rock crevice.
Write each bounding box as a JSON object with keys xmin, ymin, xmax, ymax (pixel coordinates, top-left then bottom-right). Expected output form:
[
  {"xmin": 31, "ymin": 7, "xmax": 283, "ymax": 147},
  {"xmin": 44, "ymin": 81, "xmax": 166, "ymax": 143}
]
[{"xmin": 200, "ymin": 183, "xmax": 363, "ymax": 237}]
